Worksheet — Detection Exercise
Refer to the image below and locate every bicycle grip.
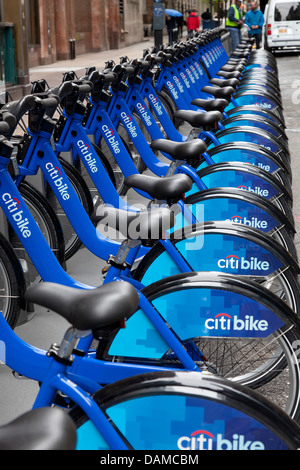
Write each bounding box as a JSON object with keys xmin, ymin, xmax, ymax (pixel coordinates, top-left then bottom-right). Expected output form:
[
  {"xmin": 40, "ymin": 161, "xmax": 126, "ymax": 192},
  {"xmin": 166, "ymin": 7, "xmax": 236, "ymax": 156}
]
[
  {"xmin": 55, "ymin": 81, "xmax": 76, "ymax": 100},
  {"xmin": 1, "ymin": 112, "xmax": 16, "ymax": 129},
  {"xmin": 76, "ymin": 83, "xmax": 93, "ymax": 94},
  {"xmin": 0, "ymin": 121, "xmax": 10, "ymax": 134},
  {"xmin": 102, "ymin": 72, "xmax": 117, "ymax": 83},
  {"xmin": 36, "ymin": 95, "xmax": 60, "ymax": 109},
  {"xmin": 123, "ymin": 65, "xmax": 135, "ymax": 76}
]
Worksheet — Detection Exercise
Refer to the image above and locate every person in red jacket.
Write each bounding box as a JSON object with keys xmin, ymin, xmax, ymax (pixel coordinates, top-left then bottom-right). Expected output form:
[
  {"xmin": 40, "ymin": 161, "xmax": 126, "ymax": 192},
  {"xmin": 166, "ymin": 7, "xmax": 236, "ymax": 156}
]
[{"xmin": 186, "ymin": 10, "xmax": 200, "ymax": 37}]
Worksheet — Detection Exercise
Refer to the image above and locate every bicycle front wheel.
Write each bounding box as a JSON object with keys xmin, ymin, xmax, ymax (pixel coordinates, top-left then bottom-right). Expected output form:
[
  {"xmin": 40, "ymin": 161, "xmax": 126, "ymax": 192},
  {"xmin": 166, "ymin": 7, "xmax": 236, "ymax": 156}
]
[
  {"xmin": 0, "ymin": 233, "xmax": 25, "ymax": 328},
  {"xmin": 70, "ymin": 371, "xmax": 300, "ymax": 450},
  {"xmin": 113, "ymin": 271, "xmax": 300, "ymax": 421}
]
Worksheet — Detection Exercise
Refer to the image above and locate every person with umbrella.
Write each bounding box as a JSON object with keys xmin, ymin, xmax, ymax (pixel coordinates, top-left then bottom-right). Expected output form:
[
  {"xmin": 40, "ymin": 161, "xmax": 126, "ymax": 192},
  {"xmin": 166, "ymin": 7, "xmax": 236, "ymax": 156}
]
[
  {"xmin": 165, "ymin": 9, "xmax": 182, "ymax": 42},
  {"xmin": 165, "ymin": 13, "xmax": 178, "ymax": 43}
]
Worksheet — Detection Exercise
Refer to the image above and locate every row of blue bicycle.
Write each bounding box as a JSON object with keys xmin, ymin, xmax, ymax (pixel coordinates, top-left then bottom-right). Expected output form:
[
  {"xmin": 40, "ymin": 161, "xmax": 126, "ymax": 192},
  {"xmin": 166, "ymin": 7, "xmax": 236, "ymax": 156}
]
[{"xmin": 0, "ymin": 27, "xmax": 300, "ymax": 450}]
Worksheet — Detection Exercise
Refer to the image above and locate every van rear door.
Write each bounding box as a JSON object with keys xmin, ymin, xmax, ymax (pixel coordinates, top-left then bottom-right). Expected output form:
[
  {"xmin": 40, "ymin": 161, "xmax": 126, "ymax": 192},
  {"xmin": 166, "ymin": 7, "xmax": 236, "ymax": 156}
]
[{"xmin": 272, "ymin": 2, "xmax": 300, "ymax": 42}]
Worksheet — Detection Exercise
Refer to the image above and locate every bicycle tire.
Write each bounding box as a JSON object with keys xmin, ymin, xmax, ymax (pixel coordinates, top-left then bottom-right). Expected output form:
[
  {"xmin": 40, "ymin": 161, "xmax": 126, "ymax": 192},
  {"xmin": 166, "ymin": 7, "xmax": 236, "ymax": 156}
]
[
  {"xmin": 0, "ymin": 233, "xmax": 25, "ymax": 329},
  {"xmin": 8, "ymin": 181, "xmax": 65, "ymax": 288},
  {"xmin": 45, "ymin": 157, "xmax": 94, "ymax": 261}
]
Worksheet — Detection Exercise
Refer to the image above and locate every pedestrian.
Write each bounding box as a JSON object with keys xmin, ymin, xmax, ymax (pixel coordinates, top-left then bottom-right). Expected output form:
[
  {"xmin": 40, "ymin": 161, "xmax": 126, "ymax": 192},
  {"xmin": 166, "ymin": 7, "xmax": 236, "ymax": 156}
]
[
  {"xmin": 201, "ymin": 8, "xmax": 212, "ymax": 30},
  {"xmin": 244, "ymin": 0, "xmax": 265, "ymax": 49},
  {"xmin": 225, "ymin": 0, "xmax": 244, "ymax": 51},
  {"xmin": 166, "ymin": 14, "xmax": 177, "ymax": 43},
  {"xmin": 186, "ymin": 9, "xmax": 200, "ymax": 38}
]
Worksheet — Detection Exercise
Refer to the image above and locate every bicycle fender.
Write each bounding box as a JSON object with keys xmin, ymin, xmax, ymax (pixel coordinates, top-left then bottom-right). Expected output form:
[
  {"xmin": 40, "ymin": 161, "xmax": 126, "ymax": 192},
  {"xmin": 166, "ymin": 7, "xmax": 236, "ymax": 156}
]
[
  {"xmin": 194, "ymin": 161, "xmax": 292, "ymax": 201},
  {"xmin": 206, "ymin": 141, "xmax": 291, "ymax": 175},
  {"xmin": 185, "ymin": 187, "xmax": 295, "ymax": 234}
]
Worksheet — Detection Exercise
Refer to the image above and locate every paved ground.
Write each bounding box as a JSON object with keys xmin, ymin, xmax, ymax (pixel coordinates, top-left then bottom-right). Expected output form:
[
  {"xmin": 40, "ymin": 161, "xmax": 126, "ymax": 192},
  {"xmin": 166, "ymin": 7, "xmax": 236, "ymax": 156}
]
[{"xmin": 0, "ymin": 38, "xmax": 300, "ymax": 433}]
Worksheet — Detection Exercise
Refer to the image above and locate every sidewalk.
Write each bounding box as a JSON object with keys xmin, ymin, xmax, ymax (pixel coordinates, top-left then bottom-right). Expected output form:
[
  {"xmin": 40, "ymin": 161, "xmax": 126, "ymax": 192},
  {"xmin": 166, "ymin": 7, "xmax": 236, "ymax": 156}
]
[{"xmin": 29, "ymin": 36, "xmax": 165, "ymax": 86}]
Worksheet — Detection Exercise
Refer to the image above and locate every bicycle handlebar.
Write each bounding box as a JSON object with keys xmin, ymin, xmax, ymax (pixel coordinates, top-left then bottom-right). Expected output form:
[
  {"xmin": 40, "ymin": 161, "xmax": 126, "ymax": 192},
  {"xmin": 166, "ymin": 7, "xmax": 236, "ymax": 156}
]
[
  {"xmin": 34, "ymin": 95, "xmax": 60, "ymax": 109},
  {"xmin": 0, "ymin": 121, "xmax": 10, "ymax": 135}
]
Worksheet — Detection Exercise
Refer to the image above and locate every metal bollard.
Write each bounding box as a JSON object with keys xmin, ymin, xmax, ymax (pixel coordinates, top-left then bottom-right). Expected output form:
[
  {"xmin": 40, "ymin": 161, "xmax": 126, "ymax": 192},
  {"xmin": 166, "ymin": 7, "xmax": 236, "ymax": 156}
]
[{"xmin": 69, "ymin": 39, "xmax": 76, "ymax": 60}]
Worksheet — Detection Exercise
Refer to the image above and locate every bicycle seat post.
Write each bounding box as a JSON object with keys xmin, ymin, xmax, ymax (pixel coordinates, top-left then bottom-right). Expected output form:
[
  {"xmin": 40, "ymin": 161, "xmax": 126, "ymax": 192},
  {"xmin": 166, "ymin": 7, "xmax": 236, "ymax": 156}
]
[{"xmin": 55, "ymin": 327, "xmax": 91, "ymax": 362}]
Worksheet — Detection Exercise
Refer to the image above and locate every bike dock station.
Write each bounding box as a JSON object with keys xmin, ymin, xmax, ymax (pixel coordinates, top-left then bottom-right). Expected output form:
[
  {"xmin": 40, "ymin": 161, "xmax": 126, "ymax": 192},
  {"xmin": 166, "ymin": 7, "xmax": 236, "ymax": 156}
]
[{"xmin": 0, "ymin": 27, "xmax": 300, "ymax": 451}]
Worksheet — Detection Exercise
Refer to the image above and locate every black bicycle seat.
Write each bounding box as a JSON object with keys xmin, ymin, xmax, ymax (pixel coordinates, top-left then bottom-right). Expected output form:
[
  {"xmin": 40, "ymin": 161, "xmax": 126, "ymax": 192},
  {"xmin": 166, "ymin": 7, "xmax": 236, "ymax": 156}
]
[
  {"xmin": 125, "ymin": 173, "xmax": 193, "ymax": 203},
  {"xmin": 150, "ymin": 137, "xmax": 207, "ymax": 162},
  {"xmin": 219, "ymin": 64, "xmax": 244, "ymax": 73},
  {"xmin": 25, "ymin": 280, "xmax": 139, "ymax": 331},
  {"xmin": 191, "ymin": 98, "xmax": 229, "ymax": 113},
  {"xmin": 216, "ymin": 70, "xmax": 242, "ymax": 79},
  {"xmin": 172, "ymin": 110, "xmax": 223, "ymax": 129},
  {"xmin": 209, "ymin": 77, "xmax": 239, "ymax": 88},
  {"xmin": 201, "ymin": 85, "xmax": 235, "ymax": 100},
  {"xmin": 0, "ymin": 407, "xmax": 77, "ymax": 450}
]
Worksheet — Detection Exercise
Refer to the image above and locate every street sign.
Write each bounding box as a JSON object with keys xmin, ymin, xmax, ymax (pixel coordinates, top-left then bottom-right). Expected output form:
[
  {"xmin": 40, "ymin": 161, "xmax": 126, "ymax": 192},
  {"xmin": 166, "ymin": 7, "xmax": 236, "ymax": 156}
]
[{"xmin": 153, "ymin": 2, "xmax": 165, "ymax": 30}]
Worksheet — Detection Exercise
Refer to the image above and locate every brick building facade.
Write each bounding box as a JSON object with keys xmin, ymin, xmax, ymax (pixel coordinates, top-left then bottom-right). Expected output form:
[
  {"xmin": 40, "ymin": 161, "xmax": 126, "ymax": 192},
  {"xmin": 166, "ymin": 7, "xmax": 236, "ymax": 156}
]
[{"xmin": 1, "ymin": 0, "xmax": 201, "ymax": 98}]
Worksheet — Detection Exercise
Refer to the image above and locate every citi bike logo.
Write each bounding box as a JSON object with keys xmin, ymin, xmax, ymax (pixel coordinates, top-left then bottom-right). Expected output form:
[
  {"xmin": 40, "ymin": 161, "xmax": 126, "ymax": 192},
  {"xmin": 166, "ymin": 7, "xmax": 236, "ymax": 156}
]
[
  {"xmin": 148, "ymin": 94, "xmax": 163, "ymax": 116},
  {"xmin": 254, "ymin": 101, "xmax": 272, "ymax": 109},
  {"xmin": 226, "ymin": 215, "xmax": 268, "ymax": 230},
  {"xmin": 166, "ymin": 81, "xmax": 179, "ymax": 100},
  {"xmin": 217, "ymin": 254, "xmax": 270, "ymax": 271},
  {"xmin": 190, "ymin": 64, "xmax": 200, "ymax": 80},
  {"xmin": 173, "ymin": 75, "xmax": 184, "ymax": 93},
  {"xmin": 179, "ymin": 71, "xmax": 190, "ymax": 88},
  {"xmin": 2, "ymin": 193, "xmax": 31, "ymax": 238},
  {"xmin": 136, "ymin": 103, "xmax": 152, "ymax": 127},
  {"xmin": 120, "ymin": 112, "xmax": 138, "ymax": 138},
  {"xmin": 193, "ymin": 61, "xmax": 204, "ymax": 76},
  {"xmin": 204, "ymin": 312, "xmax": 268, "ymax": 333},
  {"xmin": 185, "ymin": 68, "xmax": 195, "ymax": 84},
  {"xmin": 102, "ymin": 125, "xmax": 121, "ymax": 154},
  {"xmin": 77, "ymin": 140, "xmax": 98, "ymax": 173},
  {"xmin": 238, "ymin": 184, "xmax": 269, "ymax": 197},
  {"xmin": 177, "ymin": 430, "xmax": 265, "ymax": 450},
  {"xmin": 45, "ymin": 162, "xmax": 70, "ymax": 201}
]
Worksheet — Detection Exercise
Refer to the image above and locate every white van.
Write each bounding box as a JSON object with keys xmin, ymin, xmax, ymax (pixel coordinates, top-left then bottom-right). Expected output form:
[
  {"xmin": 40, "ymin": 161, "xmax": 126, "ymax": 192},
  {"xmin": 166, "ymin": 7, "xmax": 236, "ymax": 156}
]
[{"xmin": 264, "ymin": 0, "xmax": 300, "ymax": 51}]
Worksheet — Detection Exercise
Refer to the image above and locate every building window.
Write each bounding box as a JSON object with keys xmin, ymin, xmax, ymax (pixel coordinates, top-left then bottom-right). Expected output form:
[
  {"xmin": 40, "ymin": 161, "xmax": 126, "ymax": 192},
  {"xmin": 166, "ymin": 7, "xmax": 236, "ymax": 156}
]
[
  {"xmin": 27, "ymin": 0, "xmax": 40, "ymax": 45},
  {"xmin": 119, "ymin": 0, "xmax": 124, "ymax": 15}
]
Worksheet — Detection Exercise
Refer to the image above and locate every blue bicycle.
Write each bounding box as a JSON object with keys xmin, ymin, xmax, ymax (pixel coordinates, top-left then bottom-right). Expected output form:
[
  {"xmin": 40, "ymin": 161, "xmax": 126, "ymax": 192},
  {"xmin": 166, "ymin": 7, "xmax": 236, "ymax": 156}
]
[
  {"xmin": 0, "ymin": 113, "xmax": 299, "ymax": 419},
  {"xmin": 2, "ymin": 89, "xmax": 298, "ymax": 314},
  {"xmin": 1, "ymin": 272, "xmax": 300, "ymax": 449}
]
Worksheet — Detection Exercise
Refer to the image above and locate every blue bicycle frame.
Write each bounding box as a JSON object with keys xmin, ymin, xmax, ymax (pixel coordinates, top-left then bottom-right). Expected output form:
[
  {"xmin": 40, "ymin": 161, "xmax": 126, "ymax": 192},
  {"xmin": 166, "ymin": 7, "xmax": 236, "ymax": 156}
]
[
  {"xmin": 154, "ymin": 39, "xmax": 284, "ymax": 121},
  {"xmin": 80, "ymin": 74, "xmax": 292, "ymax": 210}
]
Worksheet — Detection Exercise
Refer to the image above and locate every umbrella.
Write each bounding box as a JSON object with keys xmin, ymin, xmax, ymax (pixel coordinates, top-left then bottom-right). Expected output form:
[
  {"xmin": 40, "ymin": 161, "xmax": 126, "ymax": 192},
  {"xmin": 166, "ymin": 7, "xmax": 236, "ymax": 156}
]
[{"xmin": 165, "ymin": 8, "xmax": 183, "ymax": 17}]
